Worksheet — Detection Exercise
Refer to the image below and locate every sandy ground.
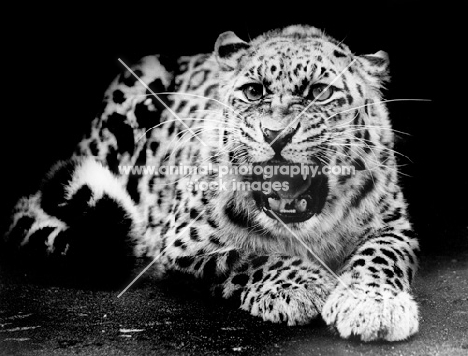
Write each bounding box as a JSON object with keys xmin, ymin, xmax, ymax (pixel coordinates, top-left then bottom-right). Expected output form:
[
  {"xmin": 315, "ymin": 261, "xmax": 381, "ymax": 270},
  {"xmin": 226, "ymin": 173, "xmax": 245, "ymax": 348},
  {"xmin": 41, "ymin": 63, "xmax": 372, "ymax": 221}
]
[{"xmin": 1, "ymin": 250, "xmax": 467, "ymax": 356}]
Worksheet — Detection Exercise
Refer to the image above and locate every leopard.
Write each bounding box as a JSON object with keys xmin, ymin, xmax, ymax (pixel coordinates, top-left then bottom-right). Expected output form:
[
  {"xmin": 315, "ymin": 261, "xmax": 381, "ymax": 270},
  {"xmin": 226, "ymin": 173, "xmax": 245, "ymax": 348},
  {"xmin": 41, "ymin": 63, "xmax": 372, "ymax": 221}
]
[{"xmin": 4, "ymin": 25, "xmax": 420, "ymax": 342}]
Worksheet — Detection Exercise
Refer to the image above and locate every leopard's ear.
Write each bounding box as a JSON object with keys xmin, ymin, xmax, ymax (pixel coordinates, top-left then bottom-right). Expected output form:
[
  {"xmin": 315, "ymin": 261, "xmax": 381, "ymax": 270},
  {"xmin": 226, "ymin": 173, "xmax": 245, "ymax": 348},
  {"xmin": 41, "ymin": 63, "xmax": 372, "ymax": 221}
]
[
  {"xmin": 358, "ymin": 50, "xmax": 390, "ymax": 86},
  {"xmin": 215, "ymin": 31, "xmax": 250, "ymax": 70}
]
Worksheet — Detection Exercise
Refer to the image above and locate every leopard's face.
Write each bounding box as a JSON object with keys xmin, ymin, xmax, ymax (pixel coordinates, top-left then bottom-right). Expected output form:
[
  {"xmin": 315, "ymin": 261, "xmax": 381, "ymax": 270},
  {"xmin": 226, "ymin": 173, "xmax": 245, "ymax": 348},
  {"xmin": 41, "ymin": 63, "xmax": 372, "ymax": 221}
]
[{"xmin": 214, "ymin": 26, "xmax": 390, "ymax": 242}]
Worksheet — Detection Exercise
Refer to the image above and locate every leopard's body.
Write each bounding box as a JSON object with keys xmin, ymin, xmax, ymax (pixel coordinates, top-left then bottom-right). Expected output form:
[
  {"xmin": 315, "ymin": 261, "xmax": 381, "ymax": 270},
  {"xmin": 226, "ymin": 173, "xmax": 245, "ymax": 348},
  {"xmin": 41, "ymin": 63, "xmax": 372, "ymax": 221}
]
[{"xmin": 6, "ymin": 25, "xmax": 419, "ymax": 341}]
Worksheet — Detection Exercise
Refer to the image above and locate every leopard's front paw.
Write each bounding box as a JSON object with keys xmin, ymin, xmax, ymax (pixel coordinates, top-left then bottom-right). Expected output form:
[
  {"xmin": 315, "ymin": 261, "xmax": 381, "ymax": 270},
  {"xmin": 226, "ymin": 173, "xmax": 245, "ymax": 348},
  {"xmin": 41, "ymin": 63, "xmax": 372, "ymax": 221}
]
[
  {"xmin": 322, "ymin": 285, "xmax": 419, "ymax": 341},
  {"xmin": 239, "ymin": 282, "xmax": 332, "ymax": 326}
]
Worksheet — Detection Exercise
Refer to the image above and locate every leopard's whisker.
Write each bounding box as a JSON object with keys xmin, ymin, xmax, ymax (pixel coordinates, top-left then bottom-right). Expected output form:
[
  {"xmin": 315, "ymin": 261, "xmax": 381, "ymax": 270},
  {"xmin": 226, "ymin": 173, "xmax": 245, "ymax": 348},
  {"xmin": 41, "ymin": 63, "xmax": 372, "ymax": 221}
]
[
  {"xmin": 159, "ymin": 121, "xmax": 241, "ymax": 163},
  {"xmin": 136, "ymin": 117, "xmax": 240, "ymax": 144},
  {"xmin": 326, "ymin": 98, "xmax": 431, "ymax": 123},
  {"xmin": 192, "ymin": 109, "xmax": 245, "ymax": 124},
  {"xmin": 157, "ymin": 91, "xmax": 243, "ymax": 118},
  {"xmin": 340, "ymin": 125, "xmax": 411, "ymax": 137},
  {"xmin": 158, "ymin": 127, "xmax": 202, "ymax": 164},
  {"xmin": 331, "ymin": 127, "xmax": 405, "ymax": 158},
  {"xmin": 334, "ymin": 131, "xmax": 413, "ymax": 163},
  {"xmin": 327, "ymin": 143, "xmax": 410, "ymax": 177}
]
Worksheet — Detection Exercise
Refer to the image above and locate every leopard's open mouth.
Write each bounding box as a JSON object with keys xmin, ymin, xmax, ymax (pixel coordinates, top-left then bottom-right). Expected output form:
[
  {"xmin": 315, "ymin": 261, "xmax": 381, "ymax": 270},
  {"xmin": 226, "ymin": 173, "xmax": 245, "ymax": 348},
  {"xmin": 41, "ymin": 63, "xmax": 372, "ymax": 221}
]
[{"xmin": 253, "ymin": 160, "xmax": 329, "ymax": 224}]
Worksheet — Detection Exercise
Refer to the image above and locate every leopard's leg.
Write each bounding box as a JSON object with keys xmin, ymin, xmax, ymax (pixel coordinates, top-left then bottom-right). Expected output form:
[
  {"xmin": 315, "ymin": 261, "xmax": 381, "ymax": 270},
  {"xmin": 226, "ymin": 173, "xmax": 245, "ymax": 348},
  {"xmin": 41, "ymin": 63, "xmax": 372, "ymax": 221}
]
[
  {"xmin": 224, "ymin": 255, "xmax": 337, "ymax": 325},
  {"xmin": 321, "ymin": 225, "xmax": 419, "ymax": 341},
  {"xmin": 5, "ymin": 55, "xmax": 175, "ymax": 263},
  {"xmin": 166, "ymin": 250, "xmax": 336, "ymax": 326}
]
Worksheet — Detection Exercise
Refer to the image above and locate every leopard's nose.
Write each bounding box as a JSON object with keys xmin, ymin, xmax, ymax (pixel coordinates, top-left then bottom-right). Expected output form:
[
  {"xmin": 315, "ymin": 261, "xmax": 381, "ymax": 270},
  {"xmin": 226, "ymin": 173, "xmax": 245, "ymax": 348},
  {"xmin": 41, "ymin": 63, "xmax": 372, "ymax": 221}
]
[
  {"xmin": 263, "ymin": 128, "xmax": 282, "ymax": 143},
  {"xmin": 262, "ymin": 125, "xmax": 298, "ymax": 155}
]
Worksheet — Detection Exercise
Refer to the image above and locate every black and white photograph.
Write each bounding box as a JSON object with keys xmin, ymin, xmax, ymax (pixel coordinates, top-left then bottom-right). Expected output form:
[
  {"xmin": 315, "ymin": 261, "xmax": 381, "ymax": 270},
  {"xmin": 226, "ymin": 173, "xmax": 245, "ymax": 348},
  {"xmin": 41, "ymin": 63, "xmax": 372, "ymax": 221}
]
[{"xmin": 1, "ymin": 3, "xmax": 466, "ymax": 355}]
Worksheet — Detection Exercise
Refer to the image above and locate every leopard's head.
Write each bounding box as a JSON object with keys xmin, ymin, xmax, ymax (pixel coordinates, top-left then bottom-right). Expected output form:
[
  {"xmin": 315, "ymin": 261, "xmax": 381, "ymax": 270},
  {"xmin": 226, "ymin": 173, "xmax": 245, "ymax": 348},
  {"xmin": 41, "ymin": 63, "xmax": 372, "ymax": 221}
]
[{"xmin": 212, "ymin": 25, "xmax": 391, "ymax": 247}]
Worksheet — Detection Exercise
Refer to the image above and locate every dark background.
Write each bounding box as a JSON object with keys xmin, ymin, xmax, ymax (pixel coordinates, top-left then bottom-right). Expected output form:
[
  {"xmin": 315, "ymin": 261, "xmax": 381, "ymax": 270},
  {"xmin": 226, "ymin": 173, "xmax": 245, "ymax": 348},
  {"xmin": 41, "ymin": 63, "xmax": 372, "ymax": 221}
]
[{"xmin": 2, "ymin": 3, "xmax": 466, "ymax": 254}]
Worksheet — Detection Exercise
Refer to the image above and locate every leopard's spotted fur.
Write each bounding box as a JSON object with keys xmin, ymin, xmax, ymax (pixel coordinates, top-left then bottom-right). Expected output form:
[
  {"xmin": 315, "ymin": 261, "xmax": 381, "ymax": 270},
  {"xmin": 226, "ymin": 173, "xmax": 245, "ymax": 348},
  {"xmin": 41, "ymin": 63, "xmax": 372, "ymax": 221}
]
[{"xmin": 5, "ymin": 25, "xmax": 419, "ymax": 341}]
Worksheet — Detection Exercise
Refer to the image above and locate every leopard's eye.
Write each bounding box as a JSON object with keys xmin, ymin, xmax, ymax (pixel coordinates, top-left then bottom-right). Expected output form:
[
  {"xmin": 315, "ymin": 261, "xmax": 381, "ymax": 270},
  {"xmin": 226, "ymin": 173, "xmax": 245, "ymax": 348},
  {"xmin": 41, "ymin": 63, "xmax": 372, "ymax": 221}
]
[
  {"xmin": 242, "ymin": 83, "xmax": 265, "ymax": 101},
  {"xmin": 309, "ymin": 84, "xmax": 334, "ymax": 101}
]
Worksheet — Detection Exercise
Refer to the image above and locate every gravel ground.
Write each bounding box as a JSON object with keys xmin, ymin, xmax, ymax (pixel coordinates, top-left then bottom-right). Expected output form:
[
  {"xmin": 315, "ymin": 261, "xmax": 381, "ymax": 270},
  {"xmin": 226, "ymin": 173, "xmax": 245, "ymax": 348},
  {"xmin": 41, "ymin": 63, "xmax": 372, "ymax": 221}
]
[{"xmin": 1, "ymin": 250, "xmax": 467, "ymax": 356}]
